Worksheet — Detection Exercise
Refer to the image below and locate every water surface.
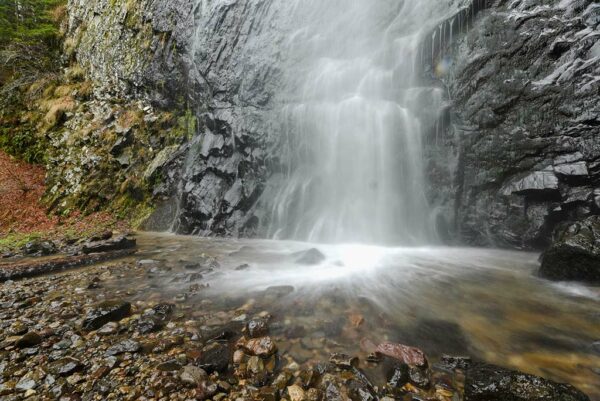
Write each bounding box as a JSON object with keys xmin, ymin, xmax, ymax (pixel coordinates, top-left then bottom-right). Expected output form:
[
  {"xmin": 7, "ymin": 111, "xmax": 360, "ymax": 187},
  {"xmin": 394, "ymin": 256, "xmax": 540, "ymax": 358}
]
[{"xmin": 100, "ymin": 232, "xmax": 600, "ymax": 398}]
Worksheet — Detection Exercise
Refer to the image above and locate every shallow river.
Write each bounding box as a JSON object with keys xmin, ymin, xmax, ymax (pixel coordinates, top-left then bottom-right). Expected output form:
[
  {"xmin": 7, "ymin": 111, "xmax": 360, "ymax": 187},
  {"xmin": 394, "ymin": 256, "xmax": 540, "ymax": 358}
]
[{"xmin": 96, "ymin": 232, "xmax": 600, "ymax": 398}]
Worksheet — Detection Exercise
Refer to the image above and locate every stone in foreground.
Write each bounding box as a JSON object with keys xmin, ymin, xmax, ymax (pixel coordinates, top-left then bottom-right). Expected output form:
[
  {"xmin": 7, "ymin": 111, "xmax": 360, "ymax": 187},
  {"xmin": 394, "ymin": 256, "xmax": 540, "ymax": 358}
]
[
  {"xmin": 539, "ymin": 216, "xmax": 600, "ymax": 282},
  {"xmin": 465, "ymin": 363, "xmax": 590, "ymax": 401}
]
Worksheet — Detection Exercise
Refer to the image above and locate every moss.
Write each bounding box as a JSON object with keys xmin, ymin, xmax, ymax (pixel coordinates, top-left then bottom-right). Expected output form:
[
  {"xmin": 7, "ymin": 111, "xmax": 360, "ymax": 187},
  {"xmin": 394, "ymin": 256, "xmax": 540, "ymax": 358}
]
[
  {"xmin": 0, "ymin": 232, "xmax": 43, "ymax": 254},
  {"xmin": 168, "ymin": 108, "xmax": 197, "ymax": 142}
]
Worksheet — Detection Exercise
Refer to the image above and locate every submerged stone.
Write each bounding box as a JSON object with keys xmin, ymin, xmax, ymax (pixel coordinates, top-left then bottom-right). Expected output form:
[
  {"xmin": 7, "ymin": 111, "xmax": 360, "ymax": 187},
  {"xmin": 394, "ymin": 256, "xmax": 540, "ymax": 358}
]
[{"xmin": 293, "ymin": 248, "xmax": 326, "ymax": 265}]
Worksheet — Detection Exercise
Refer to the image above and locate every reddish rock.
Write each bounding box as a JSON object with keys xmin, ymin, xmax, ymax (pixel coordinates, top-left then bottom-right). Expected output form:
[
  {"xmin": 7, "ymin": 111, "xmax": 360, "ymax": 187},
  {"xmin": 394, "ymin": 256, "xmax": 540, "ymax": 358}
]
[
  {"xmin": 238, "ymin": 336, "xmax": 277, "ymax": 357},
  {"xmin": 375, "ymin": 342, "xmax": 427, "ymax": 367}
]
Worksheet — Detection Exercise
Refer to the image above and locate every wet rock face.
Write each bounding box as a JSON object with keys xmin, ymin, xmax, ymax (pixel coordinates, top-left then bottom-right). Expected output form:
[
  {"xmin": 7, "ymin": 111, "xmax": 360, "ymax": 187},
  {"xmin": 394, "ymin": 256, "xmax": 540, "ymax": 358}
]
[
  {"xmin": 433, "ymin": 0, "xmax": 600, "ymax": 249},
  {"xmin": 465, "ymin": 363, "xmax": 590, "ymax": 401},
  {"xmin": 165, "ymin": 0, "xmax": 290, "ymax": 237},
  {"xmin": 539, "ymin": 215, "xmax": 600, "ymax": 281}
]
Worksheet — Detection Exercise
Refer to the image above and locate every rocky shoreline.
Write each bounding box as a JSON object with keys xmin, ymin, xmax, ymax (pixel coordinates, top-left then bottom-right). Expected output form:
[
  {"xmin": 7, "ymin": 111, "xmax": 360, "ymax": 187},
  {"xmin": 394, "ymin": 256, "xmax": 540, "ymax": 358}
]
[{"xmin": 0, "ymin": 254, "xmax": 593, "ymax": 401}]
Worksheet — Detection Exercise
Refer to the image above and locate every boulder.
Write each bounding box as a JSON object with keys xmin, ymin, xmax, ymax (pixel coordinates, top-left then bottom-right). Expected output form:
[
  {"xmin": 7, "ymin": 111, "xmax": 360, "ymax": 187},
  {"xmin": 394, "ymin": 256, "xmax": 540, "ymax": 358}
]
[
  {"xmin": 539, "ymin": 216, "xmax": 600, "ymax": 281},
  {"xmin": 465, "ymin": 363, "xmax": 589, "ymax": 401}
]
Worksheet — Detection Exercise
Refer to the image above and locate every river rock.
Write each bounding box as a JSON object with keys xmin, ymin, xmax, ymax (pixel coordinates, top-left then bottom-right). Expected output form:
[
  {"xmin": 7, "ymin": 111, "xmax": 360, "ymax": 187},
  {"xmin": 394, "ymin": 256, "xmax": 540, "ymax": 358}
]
[
  {"xmin": 53, "ymin": 357, "xmax": 83, "ymax": 376},
  {"xmin": 375, "ymin": 342, "xmax": 427, "ymax": 368},
  {"xmin": 197, "ymin": 343, "xmax": 230, "ymax": 373},
  {"xmin": 82, "ymin": 300, "xmax": 131, "ymax": 331},
  {"xmin": 329, "ymin": 353, "xmax": 358, "ymax": 369},
  {"xmin": 287, "ymin": 384, "xmax": 306, "ymax": 401},
  {"xmin": 539, "ymin": 216, "xmax": 600, "ymax": 281},
  {"xmin": 246, "ymin": 318, "xmax": 269, "ymax": 338},
  {"xmin": 180, "ymin": 365, "xmax": 207, "ymax": 387},
  {"xmin": 293, "ymin": 248, "xmax": 326, "ymax": 265},
  {"xmin": 15, "ymin": 332, "xmax": 42, "ymax": 348},
  {"xmin": 465, "ymin": 363, "xmax": 590, "ymax": 401},
  {"xmin": 238, "ymin": 336, "xmax": 278, "ymax": 357},
  {"xmin": 22, "ymin": 240, "xmax": 57, "ymax": 256},
  {"xmin": 15, "ymin": 376, "xmax": 37, "ymax": 391},
  {"xmin": 82, "ymin": 236, "xmax": 136, "ymax": 255},
  {"xmin": 106, "ymin": 339, "xmax": 141, "ymax": 356},
  {"xmin": 97, "ymin": 322, "xmax": 119, "ymax": 336}
]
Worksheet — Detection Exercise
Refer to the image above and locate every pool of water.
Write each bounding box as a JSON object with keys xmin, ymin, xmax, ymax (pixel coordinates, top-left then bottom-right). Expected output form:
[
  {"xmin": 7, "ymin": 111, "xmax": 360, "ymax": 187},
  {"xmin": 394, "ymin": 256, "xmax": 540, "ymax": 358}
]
[{"xmin": 98, "ymin": 232, "xmax": 600, "ymax": 398}]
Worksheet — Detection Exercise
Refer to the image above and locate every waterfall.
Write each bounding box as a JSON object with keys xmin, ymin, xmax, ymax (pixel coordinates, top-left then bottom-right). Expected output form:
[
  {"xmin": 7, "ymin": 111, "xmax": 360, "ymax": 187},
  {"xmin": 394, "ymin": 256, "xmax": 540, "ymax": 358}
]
[{"xmin": 261, "ymin": 0, "xmax": 464, "ymax": 245}]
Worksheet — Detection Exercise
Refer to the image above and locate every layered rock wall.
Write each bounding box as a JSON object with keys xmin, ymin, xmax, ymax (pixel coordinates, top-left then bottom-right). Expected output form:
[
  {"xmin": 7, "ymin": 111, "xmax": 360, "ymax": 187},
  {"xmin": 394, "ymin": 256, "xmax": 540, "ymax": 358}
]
[{"xmin": 432, "ymin": 0, "xmax": 600, "ymax": 248}]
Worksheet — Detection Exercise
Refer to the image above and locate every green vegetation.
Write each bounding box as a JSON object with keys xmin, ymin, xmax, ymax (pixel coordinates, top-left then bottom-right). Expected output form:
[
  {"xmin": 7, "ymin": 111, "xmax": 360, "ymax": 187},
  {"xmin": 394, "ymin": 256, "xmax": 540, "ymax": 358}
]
[
  {"xmin": 0, "ymin": 0, "xmax": 66, "ymax": 163},
  {"xmin": 0, "ymin": 0, "xmax": 66, "ymax": 77}
]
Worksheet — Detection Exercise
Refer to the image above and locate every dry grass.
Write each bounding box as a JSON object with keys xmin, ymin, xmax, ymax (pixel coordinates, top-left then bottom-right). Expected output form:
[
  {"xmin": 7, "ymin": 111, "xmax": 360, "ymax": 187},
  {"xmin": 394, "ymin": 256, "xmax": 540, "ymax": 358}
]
[{"xmin": 42, "ymin": 96, "xmax": 75, "ymax": 127}]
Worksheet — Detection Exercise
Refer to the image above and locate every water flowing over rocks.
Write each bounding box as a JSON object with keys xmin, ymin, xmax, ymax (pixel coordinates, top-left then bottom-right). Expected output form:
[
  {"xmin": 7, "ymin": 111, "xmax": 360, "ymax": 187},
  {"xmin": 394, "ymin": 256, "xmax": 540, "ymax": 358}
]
[
  {"xmin": 0, "ymin": 247, "xmax": 596, "ymax": 400},
  {"xmin": 431, "ymin": 0, "xmax": 600, "ymax": 249}
]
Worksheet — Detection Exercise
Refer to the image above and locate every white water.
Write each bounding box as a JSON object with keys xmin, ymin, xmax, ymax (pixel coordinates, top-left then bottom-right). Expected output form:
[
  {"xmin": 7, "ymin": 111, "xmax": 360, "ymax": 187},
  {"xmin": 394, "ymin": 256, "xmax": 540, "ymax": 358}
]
[{"xmin": 264, "ymin": 0, "xmax": 462, "ymax": 245}]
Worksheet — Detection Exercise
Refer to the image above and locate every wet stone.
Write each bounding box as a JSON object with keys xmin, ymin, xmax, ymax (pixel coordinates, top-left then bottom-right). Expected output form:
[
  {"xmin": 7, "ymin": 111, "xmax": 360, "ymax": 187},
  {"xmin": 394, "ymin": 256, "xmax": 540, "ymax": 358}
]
[
  {"xmin": 53, "ymin": 357, "xmax": 83, "ymax": 376},
  {"xmin": 293, "ymin": 248, "xmax": 326, "ymax": 265},
  {"xmin": 287, "ymin": 384, "xmax": 306, "ymax": 401},
  {"xmin": 15, "ymin": 332, "xmax": 42, "ymax": 348},
  {"xmin": 375, "ymin": 342, "xmax": 428, "ymax": 368},
  {"xmin": 136, "ymin": 317, "xmax": 164, "ymax": 334},
  {"xmin": 465, "ymin": 363, "xmax": 590, "ymax": 401},
  {"xmin": 239, "ymin": 336, "xmax": 278, "ymax": 357},
  {"xmin": 97, "ymin": 322, "xmax": 119, "ymax": 336},
  {"xmin": 82, "ymin": 235, "xmax": 136, "ymax": 255},
  {"xmin": 197, "ymin": 342, "xmax": 230, "ymax": 373},
  {"xmin": 408, "ymin": 366, "xmax": 431, "ymax": 388},
  {"xmin": 439, "ymin": 355, "xmax": 471, "ymax": 370},
  {"xmin": 330, "ymin": 353, "xmax": 359, "ymax": 369},
  {"xmin": 156, "ymin": 360, "xmax": 182, "ymax": 372},
  {"xmin": 180, "ymin": 365, "xmax": 207, "ymax": 387},
  {"xmin": 82, "ymin": 300, "xmax": 131, "ymax": 331},
  {"xmin": 16, "ymin": 376, "xmax": 37, "ymax": 391},
  {"xmin": 106, "ymin": 339, "xmax": 140, "ymax": 356},
  {"xmin": 246, "ymin": 318, "xmax": 269, "ymax": 338}
]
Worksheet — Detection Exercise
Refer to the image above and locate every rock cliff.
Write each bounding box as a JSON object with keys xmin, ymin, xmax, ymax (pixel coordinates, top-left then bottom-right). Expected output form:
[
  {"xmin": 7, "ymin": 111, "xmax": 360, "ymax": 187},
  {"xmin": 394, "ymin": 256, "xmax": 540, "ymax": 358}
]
[
  {"xmin": 6, "ymin": 0, "xmax": 599, "ymax": 261},
  {"xmin": 433, "ymin": 0, "xmax": 600, "ymax": 249}
]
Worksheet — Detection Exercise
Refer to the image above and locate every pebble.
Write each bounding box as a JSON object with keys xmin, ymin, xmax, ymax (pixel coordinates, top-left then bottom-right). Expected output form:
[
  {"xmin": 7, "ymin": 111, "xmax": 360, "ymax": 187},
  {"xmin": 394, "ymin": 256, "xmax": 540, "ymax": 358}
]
[
  {"xmin": 180, "ymin": 365, "xmax": 207, "ymax": 387},
  {"xmin": 106, "ymin": 339, "xmax": 140, "ymax": 356},
  {"xmin": 287, "ymin": 384, "xmax": 306, "ymax": 401}
]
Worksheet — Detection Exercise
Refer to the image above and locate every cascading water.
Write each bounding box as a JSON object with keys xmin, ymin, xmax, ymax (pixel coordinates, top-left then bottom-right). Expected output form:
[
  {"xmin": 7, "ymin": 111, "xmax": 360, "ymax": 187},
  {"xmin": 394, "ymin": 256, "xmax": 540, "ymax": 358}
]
[{"xmin": 262, "ymin": 0, "xmax": 465, "ymax": 245}]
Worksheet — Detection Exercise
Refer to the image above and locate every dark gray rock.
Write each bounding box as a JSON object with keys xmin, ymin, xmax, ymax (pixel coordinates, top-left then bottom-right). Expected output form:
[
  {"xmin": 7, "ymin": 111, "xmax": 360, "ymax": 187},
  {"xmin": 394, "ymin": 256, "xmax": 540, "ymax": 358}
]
[
  {"xmin": 82, "ymin": 300, "xmax": 132, "ymax": 331},
  {"xmin": 465, "ymin": 363, "xmax": 590, "ymax": 401},
  {"xmin": 197, "ymin": 343, "xmax": 230, "ymax": 373},
  {"xmin": 429, "ymin": 0, "xmax": 600, "ymax": 249},
  {"xmin": 52, "ymin": 357, "xmax": 84, "ymax": 377},
  {"xmin": 82, "ymin": 236, "xmax": 136, "ymax": 255},
  {"xmin": 539, "ymin": 216, "xmax": 600, "ymax": 281},
  {"xmin": 22, "ymin": 240, "xmax": 57, "ymax": 256}
]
